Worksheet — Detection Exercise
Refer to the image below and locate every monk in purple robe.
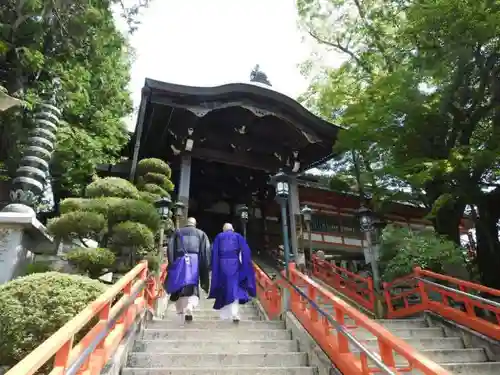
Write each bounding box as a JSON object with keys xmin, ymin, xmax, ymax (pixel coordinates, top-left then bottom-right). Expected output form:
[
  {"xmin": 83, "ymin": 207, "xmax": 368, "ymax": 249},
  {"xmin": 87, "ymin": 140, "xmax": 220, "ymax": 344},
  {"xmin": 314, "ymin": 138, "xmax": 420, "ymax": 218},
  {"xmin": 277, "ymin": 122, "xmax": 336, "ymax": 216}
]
[{"xmin": 208, "ymin": 223, "xmax": 256, "ymax": 322}]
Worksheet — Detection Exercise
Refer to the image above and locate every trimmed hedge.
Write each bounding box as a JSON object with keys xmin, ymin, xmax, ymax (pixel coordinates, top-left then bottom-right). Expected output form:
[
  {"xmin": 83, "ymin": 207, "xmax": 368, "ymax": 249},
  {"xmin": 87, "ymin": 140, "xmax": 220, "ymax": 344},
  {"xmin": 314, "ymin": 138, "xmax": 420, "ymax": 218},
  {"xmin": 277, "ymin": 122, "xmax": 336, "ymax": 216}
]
[{"xmin": 0, "ymin": 272, "xmax": 106, "ymax": 369}]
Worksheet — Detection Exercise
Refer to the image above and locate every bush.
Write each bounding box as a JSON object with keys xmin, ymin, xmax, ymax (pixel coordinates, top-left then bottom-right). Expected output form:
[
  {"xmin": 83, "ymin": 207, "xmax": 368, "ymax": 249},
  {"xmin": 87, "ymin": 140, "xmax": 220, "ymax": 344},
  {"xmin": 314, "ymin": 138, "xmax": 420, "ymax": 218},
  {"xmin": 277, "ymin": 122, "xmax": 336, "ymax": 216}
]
[
  {"xmin": 143, "ymin": 253, "xmax": 160, "ymax": 274},
  {"xmin": 60, "ymin": 197, "xmax": 122, "ymax": 217},
  {"xmin": 141, "ymin": 183, "xmax": 170, "ymax": 197},
  {"xmin": 111, "ymin": 221, "xmax": 155, "ymax": 251},
  {"xmin": 379, "ymin": 225, "xmax": 465, "ymax": 281},
  {"xmin": 137, "ymin": 172, "xmax": 174, "ymax": 192},
  {"xmin": 0, "ymin": 273, "xmax": 106, "ymax": 369},
  {"xmin": 85, "ymin": 177, "xmax": 140, "ymax": 199},
  {"xmin": 25, "ymin": 262, "xmax": 53, "ymax": 275},
  {"xmin": 65, "ymin": 248, "xmax": 116, "ymax": 278},
  {"xmin": 59, "ymin": 198, "xmax": 86, "ymax": 213},
  {"xmin": 108, "ymin": 199, "xmax": 161, "ymax": 232},
  {"xmin": 137, "ymin": 158, "xmax": 171, "ymax": 178},
  {"xmin": 48, "ymin": 211, "xmax": 106, "ymax": 241},
  {"xmin": 137, "ymin": 191, "xmax": 160, "ymax": 204},
  {"xmin": 84, "ymin": 197, "xmax": 123, "ymax": 217}
]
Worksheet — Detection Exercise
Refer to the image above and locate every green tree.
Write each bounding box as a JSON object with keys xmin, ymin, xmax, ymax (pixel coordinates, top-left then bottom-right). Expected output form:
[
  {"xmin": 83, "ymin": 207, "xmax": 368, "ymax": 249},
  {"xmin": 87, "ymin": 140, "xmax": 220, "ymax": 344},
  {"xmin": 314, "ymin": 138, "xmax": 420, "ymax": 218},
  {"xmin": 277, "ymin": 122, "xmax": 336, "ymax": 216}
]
[
  {"xmin": 297, "ymin": 0, "xmax": 500, "ymax": 286},
  {"xmin": 378, "ymin": 225, "xmax": 465, "ymax": 282},
  {"xmin": 0, "ymin": 0, "xmax": 155, "ymax": 199},
  {"xmin": 47, "ymin": 158, "xmax": 173, "ymax": 278}
]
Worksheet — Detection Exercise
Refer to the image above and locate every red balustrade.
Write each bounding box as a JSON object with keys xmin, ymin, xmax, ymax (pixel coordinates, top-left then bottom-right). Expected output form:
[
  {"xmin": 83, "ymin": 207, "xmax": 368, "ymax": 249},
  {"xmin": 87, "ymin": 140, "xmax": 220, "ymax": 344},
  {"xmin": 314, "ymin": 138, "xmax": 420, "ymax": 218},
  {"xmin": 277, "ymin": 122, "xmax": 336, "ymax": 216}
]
[
  {"xmin": 311, "ymin": 255, "xmax": 375, "ymax": 312},
  {"xmin": 253, "ymin": 263, "xmax": 281, "ymax": 318},
  {"xmin": 384, "ymin": 267, "xmax": 500, "ymax": 340},
  {"xmin": 253, "ymin": 262, "xmax": 450, "ymax": 375}
]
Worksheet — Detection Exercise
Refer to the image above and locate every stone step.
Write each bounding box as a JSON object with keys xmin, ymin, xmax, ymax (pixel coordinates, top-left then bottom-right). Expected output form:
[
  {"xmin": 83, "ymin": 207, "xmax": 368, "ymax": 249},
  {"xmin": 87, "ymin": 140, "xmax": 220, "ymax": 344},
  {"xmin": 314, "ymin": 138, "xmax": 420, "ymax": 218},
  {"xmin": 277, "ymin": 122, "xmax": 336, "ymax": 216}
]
[
  {"xmin": 148, "ymin": 320, "xmax": 283, "ymax": 330},
  {"xmin": 439, "ymin": 362, "xmax": 500, "ymax": 375},
  {"xmin": 122, "ymin": 367, "xmax": 316, "ymax": 375},
  {"xmin": 157, "ymin": 312, "xmax": 261, "ymax": 320},
  {"xmin": 354, "ymin": 337, "xmax": 465, "ymax": 351},
  {"xmin": 304, "ymin": 302, "xmax": 428, "ymax": 329},
  {"xmin": 204, "ymin": 303, "xmax": 256, "ymax": 309},
  {"xmin": 336, "ymin": 318, "xmax": 428, "ymax": 330},
  {"xmin": 142, "ymin": 328, "xmax": 291, "ymax": 340},
  {"xmin": 360, "ymin": 348, "xmax": 487, "ymax": 367},
  {"xmin": 368, "ymin": 319, "xmax": 428, "ymax": 329},
  {"xmin": 165, "ymin": 304, "xmax": 257, "ymax": 312},
  {"xmin": 127, "ymin": 352, "xmax": 307, "ymax": 368},
  {"xmin": 409, "ymin": 348, "xmax": 487, "ymax": 364},
  {"xmin": 349, "ymin": 327, "xmax": 445, "ymax": 340},
  {"xmin": 133, "ymin": 339, "xmax": 298, "ymax": 353}
]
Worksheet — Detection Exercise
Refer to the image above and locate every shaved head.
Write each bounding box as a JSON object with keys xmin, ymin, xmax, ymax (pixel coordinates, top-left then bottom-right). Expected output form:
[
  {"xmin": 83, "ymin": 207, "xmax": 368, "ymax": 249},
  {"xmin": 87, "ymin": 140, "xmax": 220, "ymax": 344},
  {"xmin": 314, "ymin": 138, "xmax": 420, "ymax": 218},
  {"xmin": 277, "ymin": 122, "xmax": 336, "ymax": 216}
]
[
  {"xmin": 186, "ymin": 217, "xmax": 197, "ymax": 227},
  {"xmin": 223, "ymin": 223, "xmax": 234, "ymax": 232}
]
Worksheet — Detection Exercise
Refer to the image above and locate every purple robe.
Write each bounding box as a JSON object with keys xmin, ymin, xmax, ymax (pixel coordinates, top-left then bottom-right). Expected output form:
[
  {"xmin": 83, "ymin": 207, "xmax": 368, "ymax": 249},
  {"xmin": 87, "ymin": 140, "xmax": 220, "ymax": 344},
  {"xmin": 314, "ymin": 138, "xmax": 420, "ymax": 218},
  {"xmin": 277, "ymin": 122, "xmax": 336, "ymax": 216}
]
[{"xmin": 208, "ymin": 230, "xmax": 257, "ymax": 310}]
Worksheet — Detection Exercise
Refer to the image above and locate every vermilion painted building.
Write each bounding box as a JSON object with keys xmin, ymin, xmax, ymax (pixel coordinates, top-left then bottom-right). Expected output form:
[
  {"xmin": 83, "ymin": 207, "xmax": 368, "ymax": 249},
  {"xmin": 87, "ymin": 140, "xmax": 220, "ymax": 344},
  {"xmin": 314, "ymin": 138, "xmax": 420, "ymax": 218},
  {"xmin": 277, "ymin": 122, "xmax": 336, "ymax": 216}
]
[{"xmin": 259, "ymin": 176, "xmax": 472, "ymax": 270}]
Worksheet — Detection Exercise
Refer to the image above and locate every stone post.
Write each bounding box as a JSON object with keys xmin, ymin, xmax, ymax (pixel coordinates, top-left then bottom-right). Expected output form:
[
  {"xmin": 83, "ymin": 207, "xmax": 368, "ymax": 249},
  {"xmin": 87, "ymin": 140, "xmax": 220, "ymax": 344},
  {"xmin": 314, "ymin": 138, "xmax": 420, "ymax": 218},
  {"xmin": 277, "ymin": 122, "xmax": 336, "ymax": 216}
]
[{"xmin": 0, "ymin": 206, "xmax": 54, "ymax": 284}]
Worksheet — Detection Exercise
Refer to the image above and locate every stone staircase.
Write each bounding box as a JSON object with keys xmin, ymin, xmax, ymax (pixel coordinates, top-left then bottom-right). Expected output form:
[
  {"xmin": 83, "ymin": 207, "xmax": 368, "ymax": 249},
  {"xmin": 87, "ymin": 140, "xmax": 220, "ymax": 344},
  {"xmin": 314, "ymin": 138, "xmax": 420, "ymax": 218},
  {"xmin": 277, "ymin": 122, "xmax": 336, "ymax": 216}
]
[
  {"xmin": 306, "ymin": 285, "xmax": 500, "ymax": 375},
  {"xmin": 122, "ymin": 291, "xmax": 318, "ymax": 374}
]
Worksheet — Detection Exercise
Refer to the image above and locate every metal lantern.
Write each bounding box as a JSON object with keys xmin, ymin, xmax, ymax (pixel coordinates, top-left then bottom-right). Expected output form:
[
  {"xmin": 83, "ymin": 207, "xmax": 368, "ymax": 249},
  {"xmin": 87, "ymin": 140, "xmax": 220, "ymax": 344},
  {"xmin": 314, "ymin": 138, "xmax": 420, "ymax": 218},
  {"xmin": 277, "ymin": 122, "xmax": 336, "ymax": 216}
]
[
  {"xmin": 239, "ymin": 205, "xmax": 249, "ymax": 222},
  {"xmin": 301, "ymin": 205, "xmax": 312, "ymax": 223},
  {"xmin": 357, "ymin": 205, "xmax": 373, "ymax": 233},
  {"xmin": 155, "ymin": 196, "xmax": 172, "ymax": 219},
  {"xmin": 272, "ymin": 170, "xmax": 290, "ymax": 200},
  {"xmin": 174, "ymin": 201, "xmax": 185, "ymax": 218},
  {"xmin": 271, "ymin": 170, "xmax": 292, "ymax": 310}
]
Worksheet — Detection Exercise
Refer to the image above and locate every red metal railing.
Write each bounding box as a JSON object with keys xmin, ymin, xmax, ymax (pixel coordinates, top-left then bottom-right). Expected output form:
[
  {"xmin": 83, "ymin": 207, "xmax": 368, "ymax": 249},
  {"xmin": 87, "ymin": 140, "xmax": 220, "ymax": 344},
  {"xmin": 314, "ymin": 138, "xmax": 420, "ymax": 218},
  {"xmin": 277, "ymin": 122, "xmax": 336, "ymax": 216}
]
[
  {"xmin": 253, "ymin": 262, "xmax": 450, "ymax": 375},
  {"xmin": 311, "ymin": 255, "xmax": 375, "ymax": 312},
  {"xmin": 253, "ymin": 263, "xmax": 281, "ymax": 318},
  {"xmin": 145, "ymin": 264, "xmax": 168, "ymax": 314},
  {"xmin": 384, "ymin": 267, "xmax": 500, "ymax": 340},
  {"xmin": 6, "ymin": 261, "xmax": 167, "ymax": 375}
]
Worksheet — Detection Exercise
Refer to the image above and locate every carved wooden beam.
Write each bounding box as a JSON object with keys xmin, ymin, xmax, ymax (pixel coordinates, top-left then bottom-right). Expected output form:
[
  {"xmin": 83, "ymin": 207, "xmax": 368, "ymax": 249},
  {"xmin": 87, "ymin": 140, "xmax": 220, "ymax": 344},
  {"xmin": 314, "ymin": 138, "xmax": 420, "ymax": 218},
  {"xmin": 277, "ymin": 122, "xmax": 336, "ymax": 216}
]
[
  {"xmin": 196, "ymin": 127, "xmax": 297, "ymax": 155},
  {"xmin": 191, "ymin": 147, "xmax": 281, "ymax": 172}
]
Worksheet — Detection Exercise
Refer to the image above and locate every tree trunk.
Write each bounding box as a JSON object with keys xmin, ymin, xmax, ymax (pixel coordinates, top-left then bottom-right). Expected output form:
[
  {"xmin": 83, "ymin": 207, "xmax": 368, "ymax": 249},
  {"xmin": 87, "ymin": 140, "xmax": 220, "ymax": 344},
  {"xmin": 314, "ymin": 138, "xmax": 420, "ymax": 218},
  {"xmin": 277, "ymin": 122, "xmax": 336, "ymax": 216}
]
[{"xmin": 475, "ymin": 196, "xmax": 500, "ymax": 288}]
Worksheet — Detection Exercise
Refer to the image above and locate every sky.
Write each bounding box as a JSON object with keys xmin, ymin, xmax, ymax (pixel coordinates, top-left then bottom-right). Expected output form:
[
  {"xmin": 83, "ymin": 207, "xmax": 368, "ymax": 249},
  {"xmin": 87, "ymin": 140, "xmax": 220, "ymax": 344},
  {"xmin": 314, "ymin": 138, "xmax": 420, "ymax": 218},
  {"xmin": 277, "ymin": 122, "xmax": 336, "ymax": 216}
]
[{"xmin": 117, "ymin": 0, "xmax": 341, "ymax": 130}]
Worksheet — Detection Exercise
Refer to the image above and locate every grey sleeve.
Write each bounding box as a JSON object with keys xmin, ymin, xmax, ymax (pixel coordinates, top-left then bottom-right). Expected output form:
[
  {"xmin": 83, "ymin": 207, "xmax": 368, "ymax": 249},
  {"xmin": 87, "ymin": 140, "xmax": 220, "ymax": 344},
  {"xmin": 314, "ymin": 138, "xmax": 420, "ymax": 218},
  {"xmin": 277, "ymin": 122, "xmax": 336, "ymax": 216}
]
[
  {"xmin": 167, "ymin": 232, "xmax": 176, "ymax": 265},
  {"xmin": 198, "ymin": 231, "xmax": 211, "ymax": 291},
  {"xmin": 204, "ymin": 233, "xmax": 211, "ymax": 268}
]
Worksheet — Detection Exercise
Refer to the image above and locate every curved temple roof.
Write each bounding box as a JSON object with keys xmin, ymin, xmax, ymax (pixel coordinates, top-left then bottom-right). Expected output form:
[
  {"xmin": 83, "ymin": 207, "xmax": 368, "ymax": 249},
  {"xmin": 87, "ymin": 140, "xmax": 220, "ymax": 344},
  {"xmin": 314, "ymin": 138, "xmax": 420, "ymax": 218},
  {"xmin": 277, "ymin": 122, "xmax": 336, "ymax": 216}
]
[{"xmin": 129, "ymin": 78, "xmax": 341, "ymax": 176}]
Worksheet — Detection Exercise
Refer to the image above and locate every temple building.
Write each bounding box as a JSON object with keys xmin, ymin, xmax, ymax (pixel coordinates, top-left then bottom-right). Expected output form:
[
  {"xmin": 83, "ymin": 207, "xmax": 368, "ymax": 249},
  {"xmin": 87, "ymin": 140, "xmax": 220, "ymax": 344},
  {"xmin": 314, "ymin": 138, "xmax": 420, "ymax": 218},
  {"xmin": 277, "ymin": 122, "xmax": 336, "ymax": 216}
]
[{"xmin": 101, "ymin": 67, "xmax": 472, "ymax": 270}]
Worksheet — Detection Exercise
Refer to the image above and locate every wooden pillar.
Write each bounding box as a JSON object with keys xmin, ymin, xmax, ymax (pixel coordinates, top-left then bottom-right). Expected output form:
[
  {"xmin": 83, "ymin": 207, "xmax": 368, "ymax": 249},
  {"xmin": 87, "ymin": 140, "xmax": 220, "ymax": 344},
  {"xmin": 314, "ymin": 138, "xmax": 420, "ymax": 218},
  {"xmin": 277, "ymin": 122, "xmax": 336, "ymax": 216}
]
[
  {"xmin": 259, "ymin": 201, "xmax": 267, "ymax": 256},
  {"xmin": 288, "ymin": 176, "xmax": 300, "ymax": 261},
  {"xmin": 178, "ymin": 154, "xmax": 192, "ymax": 225},
  {"xmin": 129, "ymin": 89, "xmax": 149, "ymax": 181}
]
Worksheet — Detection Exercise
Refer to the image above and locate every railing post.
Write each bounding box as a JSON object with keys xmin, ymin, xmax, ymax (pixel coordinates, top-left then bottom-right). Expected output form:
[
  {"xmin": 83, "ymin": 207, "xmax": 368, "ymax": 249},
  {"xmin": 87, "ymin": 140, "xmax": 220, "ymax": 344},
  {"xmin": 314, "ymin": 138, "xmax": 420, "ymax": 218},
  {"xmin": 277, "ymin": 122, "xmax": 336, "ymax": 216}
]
[
  {"xmin": 459, "ymin": 285, "xmax": 475, "ymax": 316},
  {"xmin": 382, "ymin": 282, "xmax": 394, "ymax": 317},
  {"xmin": 378, "ymin": 340, "xmax": 396, "ymax": 368},
  {"xmin": 53, "ymin": 338, "xmax": 74, "ymax": 374},
  {"xmin": 275, "ymin": 285, "xmax": 282, "ymax": 317},
  {"xmin": 120, "ymin": 280, "xmax": 134, "ymax": 327},
  {"xmin": 367, "ymin": 277, "xmax": 375, "ymax": 311},
  {"xmin": 290, "ymin": 269, "xmax": 300, "ymax": 307},
  {"xmin": 308, "ymin": 284, "xmax": 319, "ymax": 322},
  {"xmin": 139, "ymin": 262, "xmax": 148, "ymax": 298},
  {"xmin": 334, "ymin": 306, "xmax": 349, "ymax": 353},
  {"xmin": 415, "ymin": 267, "xmax": 429, "ymax": 309}
]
